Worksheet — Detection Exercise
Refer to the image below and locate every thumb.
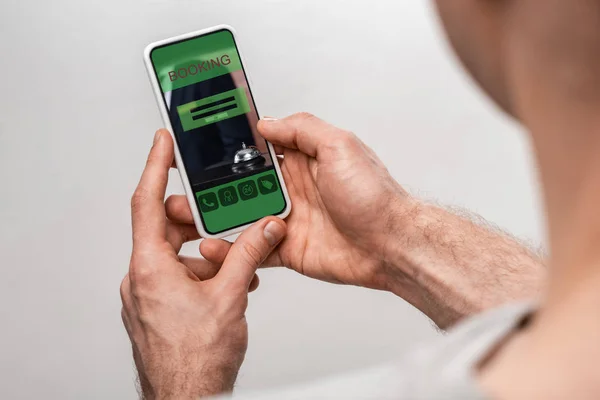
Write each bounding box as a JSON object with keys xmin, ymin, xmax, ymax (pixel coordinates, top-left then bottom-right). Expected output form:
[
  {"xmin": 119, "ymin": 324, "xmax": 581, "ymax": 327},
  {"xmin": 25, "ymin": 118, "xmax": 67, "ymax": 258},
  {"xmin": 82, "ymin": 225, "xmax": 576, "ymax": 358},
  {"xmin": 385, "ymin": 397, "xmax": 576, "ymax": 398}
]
[
  {"xmin": 257, "ymin": 113, "xmax": 340, "ymax": 158},
  {"xmin": 215, "ymin": 217, "xmax": 287, "ymax": 290}
]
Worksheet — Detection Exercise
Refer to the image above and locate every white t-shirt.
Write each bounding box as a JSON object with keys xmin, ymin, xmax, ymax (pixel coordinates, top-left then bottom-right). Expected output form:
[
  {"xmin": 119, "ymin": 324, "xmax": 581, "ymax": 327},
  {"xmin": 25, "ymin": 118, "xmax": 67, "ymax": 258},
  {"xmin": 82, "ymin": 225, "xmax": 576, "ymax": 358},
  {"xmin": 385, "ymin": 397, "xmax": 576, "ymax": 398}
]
[{"xmin": 215, "ymin": 303, "xmax": 532, "ymax": 400}]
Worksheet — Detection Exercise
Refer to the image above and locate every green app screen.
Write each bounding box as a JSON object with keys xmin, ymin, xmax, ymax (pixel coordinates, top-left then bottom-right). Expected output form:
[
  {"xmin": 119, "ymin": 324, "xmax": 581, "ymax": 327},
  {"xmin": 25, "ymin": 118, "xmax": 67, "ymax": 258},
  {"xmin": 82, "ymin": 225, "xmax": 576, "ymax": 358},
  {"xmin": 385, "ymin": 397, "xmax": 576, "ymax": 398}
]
[{"xmin": 150, "ymin": 29, "xmax": 286, "ymax": 234}]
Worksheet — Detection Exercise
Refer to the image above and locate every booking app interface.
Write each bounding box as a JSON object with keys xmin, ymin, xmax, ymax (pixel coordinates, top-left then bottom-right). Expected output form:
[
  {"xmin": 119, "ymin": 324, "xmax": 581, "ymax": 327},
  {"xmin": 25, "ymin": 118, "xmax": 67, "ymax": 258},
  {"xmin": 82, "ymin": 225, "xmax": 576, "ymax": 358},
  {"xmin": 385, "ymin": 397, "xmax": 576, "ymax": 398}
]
[{"xmin": 150, "ymin": 29, "xmax": 286, "ymax": 234}]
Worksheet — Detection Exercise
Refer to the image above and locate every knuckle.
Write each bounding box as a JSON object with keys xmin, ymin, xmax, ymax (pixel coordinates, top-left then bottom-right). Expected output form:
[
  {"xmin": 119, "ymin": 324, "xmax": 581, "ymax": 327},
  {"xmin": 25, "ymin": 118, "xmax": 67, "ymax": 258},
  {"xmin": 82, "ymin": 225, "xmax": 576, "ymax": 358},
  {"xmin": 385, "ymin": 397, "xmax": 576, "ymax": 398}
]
[
  {"xmin": 241, "ymin": 242, "xmax": 265, "ymax": 267},
  {"xmin": 293, "ymin": 112, "xmax": 318, "ymax": 123},
  {"xmin": 130, "ymin": 188, "xmax": 150, "ymax": 211},
  {"xmin": 119, "ymin": 275, "xmax": 129, "ymax": 299},
  {"xmin": 165, "ymin": 195, "xmax": 186, "ymax": 216},
  {"xmin": 326, "ymin": 130, "xmax": 355, "ymax": 150},
  {"xmin": 164, "ymin": 194, "xmax": 177, "ymax": 209},
  {"xmin": 129, "ymin": 261, "xmax": 158, "ymax": 287}
]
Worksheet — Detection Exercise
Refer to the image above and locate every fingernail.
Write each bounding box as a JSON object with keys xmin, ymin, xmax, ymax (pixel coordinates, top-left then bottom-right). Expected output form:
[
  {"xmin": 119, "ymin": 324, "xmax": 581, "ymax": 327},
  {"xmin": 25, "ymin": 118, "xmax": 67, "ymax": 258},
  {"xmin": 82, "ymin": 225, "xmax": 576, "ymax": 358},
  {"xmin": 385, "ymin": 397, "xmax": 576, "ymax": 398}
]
[
  {"xmin": 262, "ymin": 116, "xmax": 278, "ymax": 122},
  {"xmin": 263, "ymin": 221, "xmax": 285, "ymax": 246},
  {"xmin": 154, "ymin": 130, "xmax": 162, "ymax": 144}
]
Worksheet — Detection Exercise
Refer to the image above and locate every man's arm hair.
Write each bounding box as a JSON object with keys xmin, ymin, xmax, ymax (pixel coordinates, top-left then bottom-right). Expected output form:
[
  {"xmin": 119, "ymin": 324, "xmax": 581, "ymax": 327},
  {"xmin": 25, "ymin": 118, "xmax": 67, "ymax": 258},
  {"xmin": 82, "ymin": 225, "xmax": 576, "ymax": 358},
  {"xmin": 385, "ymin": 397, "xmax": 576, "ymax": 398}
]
[{"xmin": 383, "ymin": 201, "xmax": 546, "ymax": 329}]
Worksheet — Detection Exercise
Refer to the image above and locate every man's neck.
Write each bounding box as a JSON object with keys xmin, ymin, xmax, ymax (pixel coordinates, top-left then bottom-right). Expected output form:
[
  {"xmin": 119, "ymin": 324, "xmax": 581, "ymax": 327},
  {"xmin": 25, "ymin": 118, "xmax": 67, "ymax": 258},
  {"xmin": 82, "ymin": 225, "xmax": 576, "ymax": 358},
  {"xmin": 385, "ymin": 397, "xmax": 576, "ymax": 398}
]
[
  {"xmin": 479, "ymin": 79, "xmax": 600, "ymax": 399},
  {"xmin": 529, "ymin": 108, "xmax": 600, "ymax": 300},
  {"xmin": 506, "ymin": 26, "xmax": 600, "ymax": 296},
  {"xmin": 475, "ymin": 6, "xmax": 600, "ymax": 396},
  {"xmin": 503, "ymin": 4, "xmax": 600, "ymax": 289},
  {"xmin": 528, "ymin": 110, "xmax": 600, "ymax": 396}
]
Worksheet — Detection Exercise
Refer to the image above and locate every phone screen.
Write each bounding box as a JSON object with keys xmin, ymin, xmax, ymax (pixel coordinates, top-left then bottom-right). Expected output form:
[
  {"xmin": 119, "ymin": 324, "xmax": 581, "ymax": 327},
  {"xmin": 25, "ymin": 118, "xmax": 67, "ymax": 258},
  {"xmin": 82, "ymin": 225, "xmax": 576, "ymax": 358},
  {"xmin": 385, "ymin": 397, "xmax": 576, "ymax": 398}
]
[{"xmin": 150, "ymin": 29, "xmax": 287, "ymax": 235}]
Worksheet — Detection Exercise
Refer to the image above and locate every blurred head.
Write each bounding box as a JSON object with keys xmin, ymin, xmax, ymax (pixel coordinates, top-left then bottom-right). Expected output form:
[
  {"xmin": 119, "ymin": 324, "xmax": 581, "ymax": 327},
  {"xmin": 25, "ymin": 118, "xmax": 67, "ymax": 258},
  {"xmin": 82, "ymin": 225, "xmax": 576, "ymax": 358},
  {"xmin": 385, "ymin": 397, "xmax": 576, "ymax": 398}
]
[
  {"xmin": 435, "ymin": 1, "xmax": 600, "ymax": 271},
  {"xmin": 433, "ymin": 1, "xmax": 512, "ymax": 114},
  {"xmin": 433, "ymin": 1, "xmax": 600, "ymax": 123}
]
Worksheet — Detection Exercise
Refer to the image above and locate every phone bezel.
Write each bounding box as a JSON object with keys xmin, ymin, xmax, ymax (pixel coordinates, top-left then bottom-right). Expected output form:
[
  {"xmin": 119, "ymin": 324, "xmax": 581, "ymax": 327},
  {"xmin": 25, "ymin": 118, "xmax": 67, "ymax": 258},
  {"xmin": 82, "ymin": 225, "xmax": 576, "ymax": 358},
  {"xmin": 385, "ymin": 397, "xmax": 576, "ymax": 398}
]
[{"xmin": 143, "ymin": 25, "xmax": 292, "ymax": 239}]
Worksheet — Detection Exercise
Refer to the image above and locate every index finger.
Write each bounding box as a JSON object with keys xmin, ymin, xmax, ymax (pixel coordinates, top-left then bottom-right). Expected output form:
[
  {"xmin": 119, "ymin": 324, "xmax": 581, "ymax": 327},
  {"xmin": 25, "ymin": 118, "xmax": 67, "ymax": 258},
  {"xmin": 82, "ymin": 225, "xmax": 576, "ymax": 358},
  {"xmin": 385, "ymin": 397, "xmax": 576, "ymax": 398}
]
[
  {"xmin": 131, "ymin": 129, "xmax": 174, "ymax": 247},
  {"xmin": 257, "ymin": 113, "xmax": 344, "ymax": 158}
]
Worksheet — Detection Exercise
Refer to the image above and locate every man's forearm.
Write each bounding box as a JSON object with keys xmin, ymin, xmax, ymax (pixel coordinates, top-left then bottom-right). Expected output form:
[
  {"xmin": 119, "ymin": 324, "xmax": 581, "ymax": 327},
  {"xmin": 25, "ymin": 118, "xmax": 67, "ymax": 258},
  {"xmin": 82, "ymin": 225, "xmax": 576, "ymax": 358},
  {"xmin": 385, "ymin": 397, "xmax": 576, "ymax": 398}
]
[{"xmin": 382, "ymin": 201, "xmax": 546, "ymax": 329}]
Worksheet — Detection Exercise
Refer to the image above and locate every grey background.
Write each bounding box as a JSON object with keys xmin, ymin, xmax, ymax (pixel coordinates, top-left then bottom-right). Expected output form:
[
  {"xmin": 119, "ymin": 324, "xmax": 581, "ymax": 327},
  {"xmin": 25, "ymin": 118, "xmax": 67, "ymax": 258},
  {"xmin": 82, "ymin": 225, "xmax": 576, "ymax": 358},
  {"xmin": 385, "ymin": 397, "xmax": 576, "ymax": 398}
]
[{"xmin": 0, "ymin": 0, "xmax": 544, "ymax": 398}]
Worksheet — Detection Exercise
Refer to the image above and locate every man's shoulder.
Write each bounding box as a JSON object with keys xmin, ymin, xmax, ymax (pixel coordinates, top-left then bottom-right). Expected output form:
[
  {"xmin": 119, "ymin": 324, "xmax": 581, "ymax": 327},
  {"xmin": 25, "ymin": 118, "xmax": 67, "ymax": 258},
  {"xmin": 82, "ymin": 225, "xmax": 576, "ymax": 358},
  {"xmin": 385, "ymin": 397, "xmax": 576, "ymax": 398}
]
[
  {"xmin": 401, "ymin": 302, "xmax": 534, "ymax": 397},
  {"xmin": 215, "ymin": 302, "xmax": 533, "ymax": 400}
]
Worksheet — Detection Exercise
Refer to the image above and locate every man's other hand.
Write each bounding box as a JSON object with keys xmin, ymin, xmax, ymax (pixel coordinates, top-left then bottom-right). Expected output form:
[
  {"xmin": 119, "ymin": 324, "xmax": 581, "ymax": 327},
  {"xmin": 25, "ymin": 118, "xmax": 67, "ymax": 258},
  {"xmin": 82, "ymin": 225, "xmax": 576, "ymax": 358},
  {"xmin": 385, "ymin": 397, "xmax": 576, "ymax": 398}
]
[{"xmin": 120, "ymin": 130, "xmax": 286, "ymax": 399}]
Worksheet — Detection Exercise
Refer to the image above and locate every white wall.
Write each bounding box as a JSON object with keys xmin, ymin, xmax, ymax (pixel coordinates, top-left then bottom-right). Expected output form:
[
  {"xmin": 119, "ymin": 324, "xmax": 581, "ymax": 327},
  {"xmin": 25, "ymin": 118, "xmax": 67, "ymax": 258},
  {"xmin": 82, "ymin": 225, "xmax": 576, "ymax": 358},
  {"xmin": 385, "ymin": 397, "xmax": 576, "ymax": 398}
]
[{"xmin": 0, "ymin": 1, "xmax": 544, "ymax": 398}]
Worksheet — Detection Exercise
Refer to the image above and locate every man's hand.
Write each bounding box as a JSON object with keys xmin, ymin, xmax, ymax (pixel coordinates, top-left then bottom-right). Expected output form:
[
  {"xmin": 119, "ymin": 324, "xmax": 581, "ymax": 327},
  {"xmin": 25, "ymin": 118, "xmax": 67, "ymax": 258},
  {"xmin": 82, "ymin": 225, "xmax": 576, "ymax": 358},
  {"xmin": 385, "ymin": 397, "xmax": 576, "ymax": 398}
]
[
  {"xmin": 120, "ymin": 130, "xmax": 286, "ymax": 399},
  {"xmin": 166, "ymin": 113, "xmax": 545, "ymax": 329},
  {"xmin": 166, "ymin": 113, "xmax": 412, "ymax": 292}
]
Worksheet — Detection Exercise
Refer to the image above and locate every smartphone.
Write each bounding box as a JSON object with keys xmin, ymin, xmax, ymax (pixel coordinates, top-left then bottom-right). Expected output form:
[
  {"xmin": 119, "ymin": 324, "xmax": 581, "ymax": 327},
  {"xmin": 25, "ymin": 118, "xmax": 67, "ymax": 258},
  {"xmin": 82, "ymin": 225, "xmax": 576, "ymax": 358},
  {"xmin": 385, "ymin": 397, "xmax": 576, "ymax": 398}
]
[{"xmin": 144, "ymin": 25, "xmax": 291, "ymax": 239}]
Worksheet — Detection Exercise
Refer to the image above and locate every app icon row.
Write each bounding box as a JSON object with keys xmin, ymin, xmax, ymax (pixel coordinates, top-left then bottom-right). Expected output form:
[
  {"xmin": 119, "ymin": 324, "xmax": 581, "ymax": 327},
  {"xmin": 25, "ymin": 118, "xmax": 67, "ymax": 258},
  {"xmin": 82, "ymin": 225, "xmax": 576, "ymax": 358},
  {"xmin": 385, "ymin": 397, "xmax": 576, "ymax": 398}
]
[{"xmin": 198, "ymin": 175, "xmax": 279, "ymax": 213}]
